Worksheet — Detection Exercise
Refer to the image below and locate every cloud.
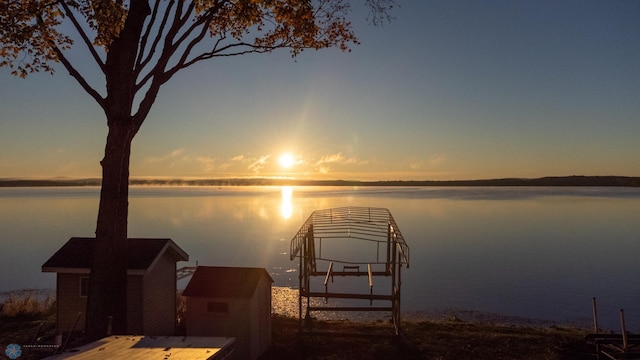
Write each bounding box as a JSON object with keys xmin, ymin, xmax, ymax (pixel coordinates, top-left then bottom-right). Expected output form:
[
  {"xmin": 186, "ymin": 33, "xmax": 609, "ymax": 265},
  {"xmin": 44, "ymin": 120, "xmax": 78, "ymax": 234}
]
[
  {"xmin": 248, "ymin": 155, "xmax": 271, "ymax": 173},
  {"xmin": 144, "ymin": 149, "xmax": 223, "ymax": 174},
  {"xmin": 410, "ymin": 154, "xmax": 447, "ymax": 170},
  {"xmin": 310, "ymin": 153, "xmax": 363, "ymax": 175},
  {"xmin": 217, "ymin": 154, "xmax": 247, "ymax": 170},
  {"xmin": 195, "ymin": 156, "xmax": 217, "ymax": 173},
  {"xmin": 318, "ymin": 166, "xmax": 330, "ymax": 174},
  {"xmin": 315, "ymin": 153, "xmax": 357, "ymax": 165},
  {"xmin": 429, "ymin": 154, "xmax": 447, "ymax": 166},
  {"xmin": 147, "ymin": 148, "xmax": 187, "ymax": 163}
]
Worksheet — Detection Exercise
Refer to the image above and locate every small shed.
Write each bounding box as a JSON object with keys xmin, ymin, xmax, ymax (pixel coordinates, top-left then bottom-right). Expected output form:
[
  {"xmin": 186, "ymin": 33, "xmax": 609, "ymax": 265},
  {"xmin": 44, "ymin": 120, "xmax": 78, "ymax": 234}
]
[
  {"xmin": 182, "ymin": 266, "xmax": 273, "ymax": 360},
  {"xmin": 42, "ymin": 237, "xmax": 189, "ymax": 336}
]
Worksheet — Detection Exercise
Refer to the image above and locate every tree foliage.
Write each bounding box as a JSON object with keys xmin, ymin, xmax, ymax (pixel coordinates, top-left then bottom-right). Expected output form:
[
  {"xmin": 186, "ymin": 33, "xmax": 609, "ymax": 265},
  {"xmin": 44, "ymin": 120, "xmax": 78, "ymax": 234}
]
[
  {"xmin": 1, "ymin": 0, "xmax": 393, "ymax": 80},
  {"xmin": 1, "ymin": 0, "xmax": 394, "ymax": 339},
  {"xmin": 1, "ymin": 0, "xmax": 394, "ymax": 129}
]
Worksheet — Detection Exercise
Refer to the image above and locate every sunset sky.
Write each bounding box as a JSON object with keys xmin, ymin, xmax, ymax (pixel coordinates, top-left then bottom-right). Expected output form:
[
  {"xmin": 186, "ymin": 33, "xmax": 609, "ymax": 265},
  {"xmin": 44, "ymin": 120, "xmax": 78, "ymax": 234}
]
[{"xmin": 1, "ymin": 1, "xmax": 639, "ymax": 181}]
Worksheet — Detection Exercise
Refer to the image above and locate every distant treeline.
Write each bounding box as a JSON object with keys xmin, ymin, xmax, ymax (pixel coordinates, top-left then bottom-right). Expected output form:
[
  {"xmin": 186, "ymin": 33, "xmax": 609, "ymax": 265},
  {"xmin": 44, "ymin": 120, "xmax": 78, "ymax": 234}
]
[{"xmin": 1, "ymin": 176, "xmax": 639, "ymax": 187}]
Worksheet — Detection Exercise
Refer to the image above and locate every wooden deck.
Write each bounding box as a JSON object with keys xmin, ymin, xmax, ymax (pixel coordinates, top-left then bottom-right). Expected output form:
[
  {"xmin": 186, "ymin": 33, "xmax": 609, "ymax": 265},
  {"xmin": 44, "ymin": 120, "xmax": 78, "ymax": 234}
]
[{"xmin": 44, "ymin": 335, "xmax": 234, "ymax": 360}]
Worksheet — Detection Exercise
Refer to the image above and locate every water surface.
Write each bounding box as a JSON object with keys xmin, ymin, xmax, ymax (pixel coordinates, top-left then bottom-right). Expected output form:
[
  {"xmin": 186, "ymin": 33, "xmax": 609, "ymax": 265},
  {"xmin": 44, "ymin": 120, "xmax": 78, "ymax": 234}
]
[{"xmin": 1, "ymin": 186, "xmax": 638, "ymax": 331}]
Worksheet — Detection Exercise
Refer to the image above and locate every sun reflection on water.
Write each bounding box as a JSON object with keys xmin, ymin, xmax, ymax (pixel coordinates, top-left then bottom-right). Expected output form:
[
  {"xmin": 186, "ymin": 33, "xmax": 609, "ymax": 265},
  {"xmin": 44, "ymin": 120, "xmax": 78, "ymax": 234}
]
[{"xmin": 280, "ymin": 186, "xmax": 293, "ymax": 219}]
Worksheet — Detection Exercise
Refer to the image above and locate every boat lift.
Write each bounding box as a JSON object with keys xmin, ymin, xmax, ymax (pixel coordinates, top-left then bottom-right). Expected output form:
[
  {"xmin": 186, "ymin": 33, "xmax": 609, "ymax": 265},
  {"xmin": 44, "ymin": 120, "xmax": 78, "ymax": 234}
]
[{"xmin": 290, "ymin": 206, "xmax": 410, "ymax": 335}]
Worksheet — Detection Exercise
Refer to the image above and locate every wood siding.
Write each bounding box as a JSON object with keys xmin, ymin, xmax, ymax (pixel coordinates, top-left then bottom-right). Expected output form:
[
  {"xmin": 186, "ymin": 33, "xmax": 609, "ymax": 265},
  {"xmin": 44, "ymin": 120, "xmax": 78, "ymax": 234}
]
[
  {"xmin": 142, "ymin": 251, "xmax": 177, "ymax": 335},
  {"xmin": 55, "ymin": 270, "xmax": 176, "ymax": 336},
  {"xmin": 257, "ymin": 278, "xmax": 272, "ymax": 356},
  {"xmin": 185, "ymin": 274, "xmax": 272, "ymax": 360},
  {"xmin": 127, "ymin": 275, "xmax": 143, "ymax": 334},
  {"xmin": 46, "ymin": 238, "xmax": 187, "ymax": 337},
  {"xmin": 186, "ymin": 296, "xmax": 251, "ymax": 360},
  {"xmin": 56, "ymin": 273, "xmax": 87, "ymax": 333}
]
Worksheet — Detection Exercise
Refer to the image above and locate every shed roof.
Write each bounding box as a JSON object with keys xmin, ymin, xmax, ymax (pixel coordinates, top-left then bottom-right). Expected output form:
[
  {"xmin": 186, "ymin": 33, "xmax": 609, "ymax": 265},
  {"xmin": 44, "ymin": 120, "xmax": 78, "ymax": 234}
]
[
  {"xmin": 182, "ymin": 266, "xmax": 273, "ymax": 299},
  {"xmin": 42, "ymin": 237, "xmax": 189, "ymax": 274}
]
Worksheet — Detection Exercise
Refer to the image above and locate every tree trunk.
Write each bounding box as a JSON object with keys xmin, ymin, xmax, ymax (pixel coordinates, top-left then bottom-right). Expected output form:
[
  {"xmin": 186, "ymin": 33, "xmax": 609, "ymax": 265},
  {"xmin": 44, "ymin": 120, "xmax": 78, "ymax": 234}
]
[
  {"xmin": 84, "ymin": 0, "xmax": 150, "ymax": 340},
  {"xmin": 85, "ymin": 119, "xmax": 135, "ymax": 340}
]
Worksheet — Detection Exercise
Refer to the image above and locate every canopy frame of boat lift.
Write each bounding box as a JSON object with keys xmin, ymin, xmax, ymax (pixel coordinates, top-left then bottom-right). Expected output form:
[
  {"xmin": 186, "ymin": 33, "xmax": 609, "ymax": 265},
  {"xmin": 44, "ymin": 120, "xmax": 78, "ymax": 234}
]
[{"xmin": 290, "ymin": 206, "xmax": 410, "ymax": 335}]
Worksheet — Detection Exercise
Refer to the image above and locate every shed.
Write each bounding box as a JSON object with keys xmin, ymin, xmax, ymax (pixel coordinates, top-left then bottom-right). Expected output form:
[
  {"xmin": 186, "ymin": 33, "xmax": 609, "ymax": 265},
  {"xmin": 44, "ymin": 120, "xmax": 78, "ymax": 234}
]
[
  {"xmin": 182, "ymin": 266, "xmax": 273, "ymax": 360},
  {"xmin": 42, "ymin": 237, "xmax": 189, "ymax": 336}
]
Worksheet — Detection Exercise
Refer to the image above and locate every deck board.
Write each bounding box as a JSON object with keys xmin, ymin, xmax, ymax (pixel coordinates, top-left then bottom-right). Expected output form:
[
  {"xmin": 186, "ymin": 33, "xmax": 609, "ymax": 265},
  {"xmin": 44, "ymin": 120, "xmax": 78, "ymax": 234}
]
[{"xmin": 45, "ymin": 335, "xmax": 234, "ymax": 360}]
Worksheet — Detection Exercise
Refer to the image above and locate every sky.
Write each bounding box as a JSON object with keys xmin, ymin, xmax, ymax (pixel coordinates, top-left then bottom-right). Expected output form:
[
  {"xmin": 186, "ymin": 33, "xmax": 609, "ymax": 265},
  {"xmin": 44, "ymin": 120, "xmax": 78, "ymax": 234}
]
[{"xmin": 1, "ymin": 0, "xmax": 639, "ymax": 181}]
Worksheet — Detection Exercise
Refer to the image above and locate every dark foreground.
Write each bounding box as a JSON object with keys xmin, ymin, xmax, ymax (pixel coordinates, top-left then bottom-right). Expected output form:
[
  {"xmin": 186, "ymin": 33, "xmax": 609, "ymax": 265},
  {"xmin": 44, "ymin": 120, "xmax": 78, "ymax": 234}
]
[
  {"xmin": 1, "ymin": 314, "xmax": 593, "ymax": 359},
  {"xmin": 261, "ymin": 315, "xmax": 593, "ymax": 360}
]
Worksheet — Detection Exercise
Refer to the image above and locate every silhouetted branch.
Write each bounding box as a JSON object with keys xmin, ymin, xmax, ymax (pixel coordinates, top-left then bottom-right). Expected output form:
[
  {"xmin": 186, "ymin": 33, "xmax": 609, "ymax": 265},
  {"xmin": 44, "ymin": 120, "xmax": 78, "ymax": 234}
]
[
  {"xmin": 364, "ymin": 0, "xmax": 395, "ymax": 26},
  {"xmin": 135, "ymin": 0, "xmax": 163, "ymax": 71},
  {"xmin": 35, "ymin": 12, "xmax": 105, "ymax": 108},
  {"xmin": 57, "ymin": 0, "xmax": 106, "ymax": 74},
  {"xmin": 52, "ymin": 44, "xmax": 106, "ymax": 108}
]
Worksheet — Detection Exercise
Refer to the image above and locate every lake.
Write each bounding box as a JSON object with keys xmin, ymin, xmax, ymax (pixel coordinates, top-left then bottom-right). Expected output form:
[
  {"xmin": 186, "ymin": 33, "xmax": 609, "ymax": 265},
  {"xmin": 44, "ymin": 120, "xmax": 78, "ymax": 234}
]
[{"xmin": 1, "ymin": 186, "xmax": 639, "ymax": 331}]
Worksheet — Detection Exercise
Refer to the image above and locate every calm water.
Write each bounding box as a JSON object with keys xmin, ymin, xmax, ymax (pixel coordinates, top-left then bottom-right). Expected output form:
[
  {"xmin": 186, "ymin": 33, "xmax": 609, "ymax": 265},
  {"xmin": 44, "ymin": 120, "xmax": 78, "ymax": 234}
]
[{"xmin": 1, "ymin": 186, "xmax": 639, "ymax": 331}]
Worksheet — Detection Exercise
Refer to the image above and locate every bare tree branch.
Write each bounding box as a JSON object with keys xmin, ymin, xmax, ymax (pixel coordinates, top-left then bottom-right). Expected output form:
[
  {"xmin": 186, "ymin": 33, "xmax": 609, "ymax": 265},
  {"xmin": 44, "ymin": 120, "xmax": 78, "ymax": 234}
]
[
  {"xmin": 165, "ymin": 0, "xmax": 199, "ymax": 54},
  {"xmin": 52, "ymin": 44, "xmax": 106, "ymax": 108},
  {"xmin": 182, "ymin": 42, "xmax": 268, "ymax": 65},
  {"xmin": 164, "ymin": 14, "xmax": 215, "ymax": 77},
  {"xmin": 364, "ymin": 0, "xmax": 395, "ymax": 26},
  {"xmin": 57, "ymin": 0, "xmax": 106, "ymax": 74},
  {"xmin": 135, "ymin": 0, "xmax": 202, "ymax": 92},
  {"xmin": 136, "ymin": 0, "xmax": 175, "ymax": 73},
  {"xmin": 135, "ymin": 0, "xmax": 162, "ymax": 70},
  {"xmin": 35, "ymin": 12, "xmax": 105, "ymax": 108}
]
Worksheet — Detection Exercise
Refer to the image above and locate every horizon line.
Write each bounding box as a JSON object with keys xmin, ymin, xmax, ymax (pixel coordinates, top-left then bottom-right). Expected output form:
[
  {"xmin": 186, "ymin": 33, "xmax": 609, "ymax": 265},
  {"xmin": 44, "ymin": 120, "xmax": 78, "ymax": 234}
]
[{"xmin": 1, "ymin": 175, "xmax": 639, "ymax": 187}]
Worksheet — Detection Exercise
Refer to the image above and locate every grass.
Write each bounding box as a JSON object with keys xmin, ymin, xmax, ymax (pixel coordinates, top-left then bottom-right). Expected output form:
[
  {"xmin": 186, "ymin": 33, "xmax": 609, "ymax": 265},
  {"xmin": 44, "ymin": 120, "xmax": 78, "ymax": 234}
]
[
  {"xmin": 0, "ymin": 291, "xmax": 57, "ymax": 360},
  {"xmin": 0, "ymin": 291, "xmax": 55, "ymax": 318},
  {"xmin": 259, "ymin": 315, "xmax": 593, "ymax": 360},
  {"xmin": 1, "ymin": 292, "xmax": 595, "ymax": 359}
]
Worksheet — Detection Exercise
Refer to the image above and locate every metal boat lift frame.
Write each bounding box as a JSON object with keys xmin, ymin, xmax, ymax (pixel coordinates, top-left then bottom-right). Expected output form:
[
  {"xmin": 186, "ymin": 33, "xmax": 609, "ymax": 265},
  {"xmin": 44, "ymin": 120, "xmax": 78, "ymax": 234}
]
[{"xmin": 290, "ymin": 206, "xmax": 410, "ymax": 335}]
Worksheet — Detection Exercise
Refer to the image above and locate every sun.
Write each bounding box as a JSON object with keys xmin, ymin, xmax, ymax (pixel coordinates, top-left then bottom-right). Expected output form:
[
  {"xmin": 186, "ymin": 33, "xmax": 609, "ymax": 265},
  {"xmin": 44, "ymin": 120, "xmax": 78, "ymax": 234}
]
[{"xmin": 278, "ymin": 153, "xmax": 295, "ymax": 169}]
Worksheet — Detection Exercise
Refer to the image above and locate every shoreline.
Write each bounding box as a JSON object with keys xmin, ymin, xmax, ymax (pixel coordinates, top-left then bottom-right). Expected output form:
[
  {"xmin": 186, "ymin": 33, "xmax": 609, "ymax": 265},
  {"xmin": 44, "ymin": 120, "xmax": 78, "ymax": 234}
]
[
  {"xmin": 0, "ymin": 312, "xmax": 595, "ymax": 360},
  {"xmin": 0, "ymin": 289, "xmax": 604, "ymax": 359},
  {"xmin": 1, "ymin": 175, "xmax": 639, "ymax": 187},
  {"xmin": 2, "ymin": 287, "xmax": 595, "ymax": 331}
]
